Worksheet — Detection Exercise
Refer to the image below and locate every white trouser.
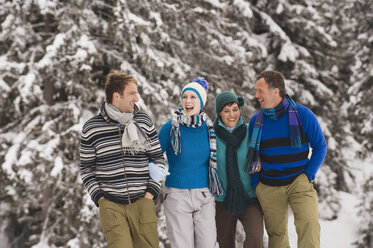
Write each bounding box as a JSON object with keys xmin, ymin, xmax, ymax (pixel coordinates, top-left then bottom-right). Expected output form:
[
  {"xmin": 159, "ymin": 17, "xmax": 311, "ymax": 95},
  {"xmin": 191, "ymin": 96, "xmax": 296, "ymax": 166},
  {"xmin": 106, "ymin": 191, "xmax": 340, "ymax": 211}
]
[{"xmin": 164, "ymin": 187, "xmax": 219, "ymax": 248}]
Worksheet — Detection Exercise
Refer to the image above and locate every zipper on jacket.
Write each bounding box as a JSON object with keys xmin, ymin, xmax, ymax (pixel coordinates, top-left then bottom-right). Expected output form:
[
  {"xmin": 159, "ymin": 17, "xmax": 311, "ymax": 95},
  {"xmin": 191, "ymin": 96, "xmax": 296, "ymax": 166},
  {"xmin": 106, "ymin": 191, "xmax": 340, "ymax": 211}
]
[{"xmin": 118, "ymin": 124, "xmax": 132, "ymax": 204}]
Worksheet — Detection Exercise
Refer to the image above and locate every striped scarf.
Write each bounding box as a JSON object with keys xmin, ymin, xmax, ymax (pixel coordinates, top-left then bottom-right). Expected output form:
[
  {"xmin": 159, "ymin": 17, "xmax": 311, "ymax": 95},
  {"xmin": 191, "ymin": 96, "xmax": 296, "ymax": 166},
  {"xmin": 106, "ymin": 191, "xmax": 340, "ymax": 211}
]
[
  {"xmin": 245, "ymin": 95, "xmax": 302, "ymax": 172},
  {"xmin": 170, "ymin": 107, "xmax": 224, "ymax": 196}
]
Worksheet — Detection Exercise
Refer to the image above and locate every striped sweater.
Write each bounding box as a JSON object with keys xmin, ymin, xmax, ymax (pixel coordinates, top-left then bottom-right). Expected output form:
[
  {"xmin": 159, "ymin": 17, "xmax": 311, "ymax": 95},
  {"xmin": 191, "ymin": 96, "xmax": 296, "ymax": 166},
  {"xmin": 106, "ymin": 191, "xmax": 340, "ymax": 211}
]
[
  {"xmin": 80, "ymin": 104, "xmax": 166, "ymax": 207},
  {"xmin": 249, "ymin": 104, "xmax": 327, "ymax": 187}
]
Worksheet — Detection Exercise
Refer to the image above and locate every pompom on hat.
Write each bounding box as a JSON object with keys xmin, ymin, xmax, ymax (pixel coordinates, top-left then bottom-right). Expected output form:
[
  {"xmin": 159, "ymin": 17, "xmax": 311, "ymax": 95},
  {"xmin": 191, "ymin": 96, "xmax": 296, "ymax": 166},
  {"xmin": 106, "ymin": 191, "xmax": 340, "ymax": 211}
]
[
  {"xmin": 181, "ymin": 77, "xmax": 209, "ymax": 108},
  {"xmin": 215, "ymin": 91, "xmax": 244, "ymax": 114}
]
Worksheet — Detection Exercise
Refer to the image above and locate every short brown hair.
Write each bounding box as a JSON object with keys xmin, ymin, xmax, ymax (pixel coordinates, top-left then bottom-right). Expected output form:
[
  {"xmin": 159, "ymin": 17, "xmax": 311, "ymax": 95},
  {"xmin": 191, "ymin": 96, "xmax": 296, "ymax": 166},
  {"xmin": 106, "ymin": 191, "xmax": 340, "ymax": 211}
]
[
  {"xmin": 257, "ymin": 70, "xmax": 287, "ymax": 98},
  {"xmin": 105, "ymin": 70, "xmax": 138, "ymax": 103}
]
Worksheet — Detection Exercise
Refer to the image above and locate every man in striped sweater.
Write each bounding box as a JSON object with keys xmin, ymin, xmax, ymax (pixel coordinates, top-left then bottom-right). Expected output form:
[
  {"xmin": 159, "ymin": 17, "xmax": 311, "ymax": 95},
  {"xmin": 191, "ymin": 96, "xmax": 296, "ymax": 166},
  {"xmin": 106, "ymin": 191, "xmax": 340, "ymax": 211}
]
[
  {"xmin": 80, "ymin": 70, "xmax": 166, "ymax": 248},
  {"xmin": 247, "ymin": 70, "xmax": 327, "ymax": 248}
]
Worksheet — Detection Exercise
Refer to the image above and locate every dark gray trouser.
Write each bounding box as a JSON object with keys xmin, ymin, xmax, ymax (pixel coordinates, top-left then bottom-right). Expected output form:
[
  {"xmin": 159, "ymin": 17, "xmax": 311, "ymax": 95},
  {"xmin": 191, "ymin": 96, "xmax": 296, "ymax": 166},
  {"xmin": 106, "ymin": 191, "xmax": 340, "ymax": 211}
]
[{"xmin": 215, "ymin": 201, "xmax": 264, "ymax": 248}]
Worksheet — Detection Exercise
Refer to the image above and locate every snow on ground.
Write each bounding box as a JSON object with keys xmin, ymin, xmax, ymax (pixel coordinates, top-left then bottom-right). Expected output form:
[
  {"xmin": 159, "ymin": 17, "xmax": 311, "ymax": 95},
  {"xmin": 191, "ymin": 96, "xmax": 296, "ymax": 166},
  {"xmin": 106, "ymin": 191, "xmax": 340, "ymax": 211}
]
[{"xmin": 320, "ymin": 192, "xmax": 360, "ymax": 247}]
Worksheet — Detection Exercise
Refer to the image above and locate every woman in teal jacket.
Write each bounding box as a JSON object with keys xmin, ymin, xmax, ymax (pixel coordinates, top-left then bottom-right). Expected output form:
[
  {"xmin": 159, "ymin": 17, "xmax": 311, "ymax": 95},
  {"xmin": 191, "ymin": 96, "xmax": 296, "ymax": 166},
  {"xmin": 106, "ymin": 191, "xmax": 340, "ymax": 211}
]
[{"xmin": 214, "ymin": 91, "xmax": 264, "ymax": 248}]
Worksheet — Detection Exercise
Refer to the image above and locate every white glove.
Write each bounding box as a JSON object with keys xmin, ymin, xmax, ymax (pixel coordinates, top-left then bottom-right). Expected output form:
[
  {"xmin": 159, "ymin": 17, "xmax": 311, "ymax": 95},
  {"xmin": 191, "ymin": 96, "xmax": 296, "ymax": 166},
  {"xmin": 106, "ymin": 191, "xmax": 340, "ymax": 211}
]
[{"xmin": 148, "ymin": 162, "xmax": 170, "ymax": 182}]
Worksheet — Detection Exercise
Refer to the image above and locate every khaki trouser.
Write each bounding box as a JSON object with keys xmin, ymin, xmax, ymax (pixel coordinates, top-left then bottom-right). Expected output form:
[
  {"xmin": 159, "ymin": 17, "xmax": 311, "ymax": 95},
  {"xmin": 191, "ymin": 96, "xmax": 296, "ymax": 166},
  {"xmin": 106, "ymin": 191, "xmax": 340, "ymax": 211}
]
[
  {"xmin": 164, "ymin": 187, "xmax": 219, "ymax": 248},
  {"xmin": 255, "ymin": 173, "xmax": 320, "ymax": 248},
  {"xmin": 99, "ymin": 197, "xmax": 159, "ymax": 248},
  {"xmin": 215, "ymin": 201, "xmax": 264, "ymax": 248}
]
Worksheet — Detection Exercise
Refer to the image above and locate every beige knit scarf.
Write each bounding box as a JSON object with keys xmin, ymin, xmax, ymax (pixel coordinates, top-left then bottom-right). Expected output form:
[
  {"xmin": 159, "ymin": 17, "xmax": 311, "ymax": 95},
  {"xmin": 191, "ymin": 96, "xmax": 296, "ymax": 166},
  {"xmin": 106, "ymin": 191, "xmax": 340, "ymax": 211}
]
[{"xmin": 105, "ymin": 102, "xmax": 150, "ymax": 154}]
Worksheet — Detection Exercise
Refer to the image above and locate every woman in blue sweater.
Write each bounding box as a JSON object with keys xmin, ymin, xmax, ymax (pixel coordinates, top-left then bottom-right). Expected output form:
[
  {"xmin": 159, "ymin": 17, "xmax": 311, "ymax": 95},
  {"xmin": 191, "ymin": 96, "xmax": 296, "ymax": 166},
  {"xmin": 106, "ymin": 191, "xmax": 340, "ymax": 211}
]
[
  {"xmin": 158, "ymin": 77, "xmax": 223, "ymax": 248},
  {"xmin": 214, "ymin": 91, "xmax": 264, "ymax": 248}
]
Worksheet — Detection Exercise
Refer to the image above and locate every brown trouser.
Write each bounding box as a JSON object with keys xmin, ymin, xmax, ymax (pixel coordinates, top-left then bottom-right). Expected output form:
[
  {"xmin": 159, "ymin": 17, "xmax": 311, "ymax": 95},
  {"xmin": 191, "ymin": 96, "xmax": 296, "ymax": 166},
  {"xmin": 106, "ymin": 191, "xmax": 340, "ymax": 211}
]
[
  {"xmin": 99, "ymin": 197, "xmax": 159, "ymax": 248},
  {"xmin": 255, "ymin": 173, "xmax": 320, "ymax": 248},
  {"xmin": 215, "ymin": 201, "xmax": 264, "ymax": 248}
]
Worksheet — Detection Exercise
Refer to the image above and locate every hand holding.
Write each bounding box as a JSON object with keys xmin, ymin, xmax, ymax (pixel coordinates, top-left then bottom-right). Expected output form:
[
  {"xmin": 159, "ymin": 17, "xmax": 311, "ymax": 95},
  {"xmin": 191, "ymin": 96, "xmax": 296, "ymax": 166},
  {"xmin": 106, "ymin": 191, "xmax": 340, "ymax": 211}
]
[{"xmin": 250, "ymin": 159, "xmax": 262, "ymax": 174}]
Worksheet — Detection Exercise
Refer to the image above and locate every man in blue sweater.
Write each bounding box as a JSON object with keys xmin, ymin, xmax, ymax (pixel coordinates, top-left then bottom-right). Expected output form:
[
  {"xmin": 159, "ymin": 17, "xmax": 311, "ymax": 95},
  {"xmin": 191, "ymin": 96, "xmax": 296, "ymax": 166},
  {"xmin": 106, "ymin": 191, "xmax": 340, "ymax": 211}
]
[{"xmin": 247, "ymin": 70, "xmax": 327, "ymax": 248}]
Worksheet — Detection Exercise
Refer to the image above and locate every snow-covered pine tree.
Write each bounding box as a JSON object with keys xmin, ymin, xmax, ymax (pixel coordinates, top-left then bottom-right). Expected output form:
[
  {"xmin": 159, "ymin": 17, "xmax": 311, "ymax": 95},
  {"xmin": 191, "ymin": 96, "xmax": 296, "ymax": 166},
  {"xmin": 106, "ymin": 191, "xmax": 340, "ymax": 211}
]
[
  {"xmin": 1, "ymin": 0, "xmax": 371, "ymax": 247},
  {"xmin": 0, "ymin": 0, "xmax": 106, "ymax": 247},
  {"xmin": 346, "ymin": 0, "xmax": 373, "ymax": 246},
  {"xmin": 354, "ymin": 176, "xmax": 373, "ymax": 248}
]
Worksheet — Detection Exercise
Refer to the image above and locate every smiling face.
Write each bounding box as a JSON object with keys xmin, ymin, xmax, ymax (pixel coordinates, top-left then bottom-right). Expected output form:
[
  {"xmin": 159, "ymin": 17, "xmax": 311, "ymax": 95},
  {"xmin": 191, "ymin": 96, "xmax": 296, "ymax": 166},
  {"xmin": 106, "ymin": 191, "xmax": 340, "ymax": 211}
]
[
  {"xmin": 182, "ymin": 90, "xmax": 201, "ymax": 116},
  {"xmin": 113, "ymin": 82, "xmax": 139, "ymax": 113},
  {"xmin": 255, "ymin": 77, "xmax": 282, "ymax": 109},
  {"xmin": 219, "ymin": 102, "xmax": 240, "ymax": 128}
]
